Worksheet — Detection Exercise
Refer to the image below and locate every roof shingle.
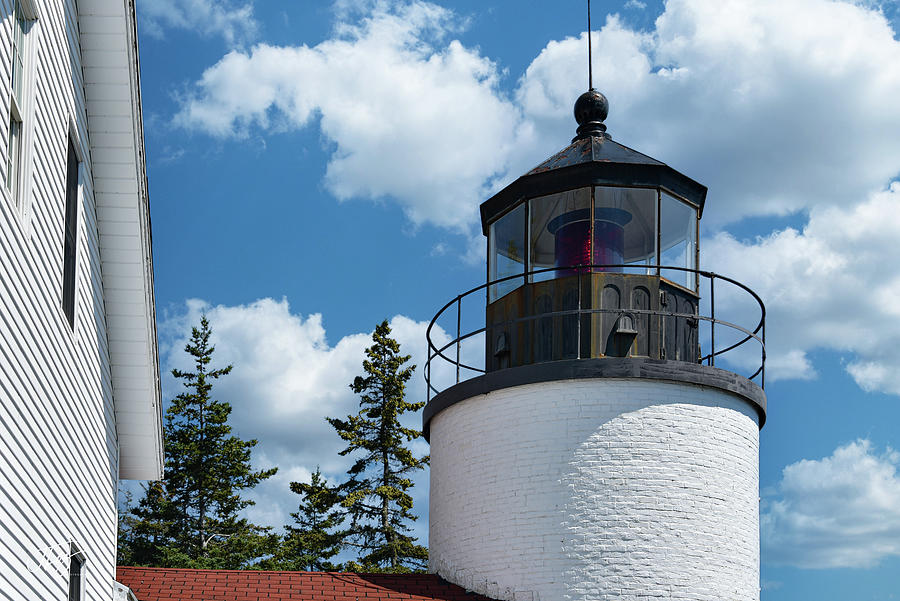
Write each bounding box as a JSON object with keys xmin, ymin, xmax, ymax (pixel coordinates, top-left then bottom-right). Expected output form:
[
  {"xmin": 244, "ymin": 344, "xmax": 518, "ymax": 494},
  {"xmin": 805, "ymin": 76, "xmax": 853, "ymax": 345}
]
[{"xmin": 116, "ymin": 567, "xmax": 497, "ymax": 601}]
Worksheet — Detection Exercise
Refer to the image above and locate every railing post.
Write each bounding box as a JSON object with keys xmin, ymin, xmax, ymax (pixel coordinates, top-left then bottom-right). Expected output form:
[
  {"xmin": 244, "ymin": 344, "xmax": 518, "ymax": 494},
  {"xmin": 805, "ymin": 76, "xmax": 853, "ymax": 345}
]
[
  {"xmin": 709, "ymin": 274, "xmax": 716, "ymax": 367},
  {"xmin": 456, "ymin": 297, "xmax": 462, "ymax": 384},
  {"xmin": 761, "ymin": 319, "xmax": 766, "ymax": 389},
  {"xmin": 426, "ymin": 350, "xmax": 431, "ymax": 402}
]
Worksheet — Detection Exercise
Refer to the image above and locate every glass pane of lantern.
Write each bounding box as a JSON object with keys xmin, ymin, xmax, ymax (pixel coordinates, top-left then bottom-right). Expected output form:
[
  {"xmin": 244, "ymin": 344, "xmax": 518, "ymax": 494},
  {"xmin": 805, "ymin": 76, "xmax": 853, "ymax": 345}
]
[
  {"xmin": 660, "ymin": 191, "xmax": 698, "ymax": 290},
  {"xmin": 594, "ymin": 186, "xmax": 657, "ymax": 272},
  {"xmin": 529, "ymin": 187, "xmax": 591, "ymax": 282},
  {"xmin": 489, "ymin": 203, "xmax": 526, "ymax": 302}
]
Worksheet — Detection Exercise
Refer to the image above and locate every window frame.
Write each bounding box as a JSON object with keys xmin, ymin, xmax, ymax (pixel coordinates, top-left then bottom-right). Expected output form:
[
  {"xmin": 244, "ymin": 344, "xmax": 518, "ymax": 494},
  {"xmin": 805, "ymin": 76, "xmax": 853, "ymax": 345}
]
[
  {"xmin": 67, "ymin": 543, "xmax": 85, "ymax": 601},
  {"xmin": 62, "ymin": 136, "xmax": 80, "ymax": 330},
  {"xmin": 5, "ymin": 0, "xmax": 38, "ymax": 217},
  {"xmin": 592, "ymin": 184, "xmax": 659, "ymax": 274},
  {"xmin": 487, "ymin": 202, "xmax": 527, "ymax": 303},
  {"xmin": 658, "ymin": 188, "xmax": 700, "ymax": 293},
  {"xmin": 7, "ymin": 108, "xmax": 22, "ymax": 203}
]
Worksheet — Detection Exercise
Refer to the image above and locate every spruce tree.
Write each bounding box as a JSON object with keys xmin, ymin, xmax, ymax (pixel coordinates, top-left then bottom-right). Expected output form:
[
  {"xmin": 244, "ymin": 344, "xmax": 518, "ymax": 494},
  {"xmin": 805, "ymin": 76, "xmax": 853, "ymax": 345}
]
[
  {"xmin": 327, "ymin": 320, "xmax": 429, "ymax": 572},
  {"xmin": 264, "ymin": 468, "xmax": 345, "ymax": 571},
  {"xmin": 119, "ymin": 316, "xmax": 277, "ymax": 568}
]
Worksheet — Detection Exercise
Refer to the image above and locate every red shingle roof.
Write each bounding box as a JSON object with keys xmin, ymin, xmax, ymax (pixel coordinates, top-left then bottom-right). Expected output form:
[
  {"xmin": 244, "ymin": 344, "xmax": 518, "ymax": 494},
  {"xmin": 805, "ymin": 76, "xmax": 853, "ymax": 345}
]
[{"xmin": 116, "ymin": 567, "xmax": 497, "ymax": 601}]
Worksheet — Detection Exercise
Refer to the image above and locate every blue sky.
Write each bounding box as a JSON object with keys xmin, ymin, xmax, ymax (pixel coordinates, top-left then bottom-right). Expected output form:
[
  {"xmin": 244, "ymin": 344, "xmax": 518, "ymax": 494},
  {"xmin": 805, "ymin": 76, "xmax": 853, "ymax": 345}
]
[{"xmin": 135, "ymin": 0, "xmax": 900, "ymax": 598}]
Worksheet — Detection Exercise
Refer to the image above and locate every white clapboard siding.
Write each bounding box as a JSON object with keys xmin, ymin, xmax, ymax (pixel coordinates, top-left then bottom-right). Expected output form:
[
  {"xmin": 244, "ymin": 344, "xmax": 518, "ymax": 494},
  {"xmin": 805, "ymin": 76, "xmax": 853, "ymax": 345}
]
[{"xmin": 0, "ymin": 1, "xmax": 160, "ymax": 600}]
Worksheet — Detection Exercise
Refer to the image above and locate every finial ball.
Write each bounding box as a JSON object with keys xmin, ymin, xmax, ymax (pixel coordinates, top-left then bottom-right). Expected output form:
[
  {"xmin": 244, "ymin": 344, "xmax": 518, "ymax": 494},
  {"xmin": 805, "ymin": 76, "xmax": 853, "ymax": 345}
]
[{"xmin": 574, "ymin": 89, "xmax": 609, "ymax": 125}]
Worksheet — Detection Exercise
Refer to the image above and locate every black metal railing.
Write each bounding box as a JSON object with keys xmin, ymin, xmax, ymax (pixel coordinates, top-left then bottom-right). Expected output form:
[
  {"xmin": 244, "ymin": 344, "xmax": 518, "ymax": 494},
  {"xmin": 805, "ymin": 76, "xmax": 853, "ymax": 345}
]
[{"xmin": 425, "ymin": 264, "xmax": 766, "ymax": 401}]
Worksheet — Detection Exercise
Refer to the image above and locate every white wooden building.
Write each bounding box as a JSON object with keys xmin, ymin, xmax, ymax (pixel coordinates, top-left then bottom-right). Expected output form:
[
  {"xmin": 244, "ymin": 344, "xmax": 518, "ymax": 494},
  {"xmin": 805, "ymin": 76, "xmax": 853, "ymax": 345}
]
[{"xmin": 0, "ymin": 0, "xmax": 161, "ymax": 599}]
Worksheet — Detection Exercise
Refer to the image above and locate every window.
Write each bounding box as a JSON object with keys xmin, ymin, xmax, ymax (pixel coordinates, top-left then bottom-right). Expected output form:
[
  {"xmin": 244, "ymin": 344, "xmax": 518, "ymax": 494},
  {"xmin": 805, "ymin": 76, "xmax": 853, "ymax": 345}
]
[
  {"xmin": 7, "ymin": 0, "xmax": 31, "ymax": 208},
  {"xmin": 68, "ymin": 551, "xmax": 83, "ymax": 601},
  {"xmin": 593, "ymin": 186, "xmax": 657, "ymax": 272},
  {"xmin": 62, "ymin": 138, "xmax": 79, "ymax": 329},
  {"xmin": 7, "ymin": 112, "xmax": 21, "ymax": 201},
  {"xmin": 488, "ymin": 203, "xmax": 525, "ymax": 302},
  {"xmin": 529, "ymin": 187, "xmax": 590, "ymax": 282},
  {"xmin": 659, "ymin": 190, "xmax": 698, "ymax": 290}
]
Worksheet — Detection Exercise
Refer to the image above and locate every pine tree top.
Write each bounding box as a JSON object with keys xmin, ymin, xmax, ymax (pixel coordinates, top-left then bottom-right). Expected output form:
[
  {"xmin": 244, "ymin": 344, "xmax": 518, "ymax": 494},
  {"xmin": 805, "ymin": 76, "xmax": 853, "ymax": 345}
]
[
  {"xmin": 326, "ymin": 320, "xmax": 429, "ymax": 572},
  {"xmin": 119, "ymin": 316, "xmax": 277, "ymax": 569}
]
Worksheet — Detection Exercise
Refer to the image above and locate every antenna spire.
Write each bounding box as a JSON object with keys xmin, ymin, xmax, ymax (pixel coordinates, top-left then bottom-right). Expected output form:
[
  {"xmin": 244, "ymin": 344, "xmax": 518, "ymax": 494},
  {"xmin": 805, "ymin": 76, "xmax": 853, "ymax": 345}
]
[
  {"xmin": 587, "ymin": 0, "xmax": 593, "ymax": 90},
  {"xmin": 573, "ymin": 0, "xmax": 609, "ymax": 141}
]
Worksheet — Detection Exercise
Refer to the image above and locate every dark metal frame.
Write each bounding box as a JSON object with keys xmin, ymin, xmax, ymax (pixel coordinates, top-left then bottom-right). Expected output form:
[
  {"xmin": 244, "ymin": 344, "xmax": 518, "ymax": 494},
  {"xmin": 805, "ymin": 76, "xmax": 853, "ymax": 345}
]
[
  {"xmin": 422, "ymin": 358, "xmax": 767, "ymax": 440},
  {"xmin": 426, "ymin": 264, "xmax": 766, "ymax": 401},
  {"xmin": 480, "ymin": 153, "xmax": 708, "ymax": 233}
]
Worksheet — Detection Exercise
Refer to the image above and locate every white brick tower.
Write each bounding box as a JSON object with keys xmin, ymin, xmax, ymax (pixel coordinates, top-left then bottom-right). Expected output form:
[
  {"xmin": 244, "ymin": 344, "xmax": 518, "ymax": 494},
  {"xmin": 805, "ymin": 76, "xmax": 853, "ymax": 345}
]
[{"xmin": 423, "ymin": 88, "xmax": 767, "ymax": 601}]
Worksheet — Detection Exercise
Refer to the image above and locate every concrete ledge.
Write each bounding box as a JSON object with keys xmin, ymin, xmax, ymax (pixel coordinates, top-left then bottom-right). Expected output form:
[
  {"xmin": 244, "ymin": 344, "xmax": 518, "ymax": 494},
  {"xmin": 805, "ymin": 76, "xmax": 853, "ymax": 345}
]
[{"xmin": 423, "ymin": 358, "xmax": 766, "ymax": 440}]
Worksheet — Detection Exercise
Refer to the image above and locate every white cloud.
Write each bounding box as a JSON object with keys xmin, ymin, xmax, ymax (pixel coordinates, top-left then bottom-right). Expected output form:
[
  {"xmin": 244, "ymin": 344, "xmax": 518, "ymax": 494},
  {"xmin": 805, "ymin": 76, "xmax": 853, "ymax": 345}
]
[
  {"xmin": 175, "ymin": 0, "xmax": 900, "ymax": 230},
  {"xmin": 138, "ymin": 0, "xmax": 257, "ymax": 46},
  {"xmin": 705, "ymin": 183, "xmax": 900, "ymax": 392},
  {"xmin": 498, "ymin": 0, "xmax": 900, "ymax": 394},
  {"xmin": 158, "ymin": 298, "xmax": 461, "ymax": 541},
  {"xmin": 171, "ymin": 0, "xmax": 900, "ymax": 393},
  {"xmin": 160, "ymin": 298, "xmax": 366, "ymax": 473},
  {"xmin": 514, "ymin": 0, "xmax": 900, "ymax": 227},
  {"xmin": 762, "ymin": 440, "xmax": 900, "ymax": 568},
  {"xmin": 175, "ymin": 1, "xmax": 519, "ymax": 232}
]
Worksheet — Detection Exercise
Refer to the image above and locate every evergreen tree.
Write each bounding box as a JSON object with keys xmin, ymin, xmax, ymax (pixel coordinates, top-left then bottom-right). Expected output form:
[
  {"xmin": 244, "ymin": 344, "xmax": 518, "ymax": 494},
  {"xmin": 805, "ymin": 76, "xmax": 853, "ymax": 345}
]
[
  {"xmin": 118, "ymin": 316, "xmax": 277, "ymax": 568},
  {"xmin": 263, "ymin": 468, "xmax": 345, "ymax": 571},
  {"xmin": 117, "ymin": 489, "xmax": 138, "ymax": 565},
  {"xmin": 327, "ymin": 320, "xmax": 429, "ymax": 572}
]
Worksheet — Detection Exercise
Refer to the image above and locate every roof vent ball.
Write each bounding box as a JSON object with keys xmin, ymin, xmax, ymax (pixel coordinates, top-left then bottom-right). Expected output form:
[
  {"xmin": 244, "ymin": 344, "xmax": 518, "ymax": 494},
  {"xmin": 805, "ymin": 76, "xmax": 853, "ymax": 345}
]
[{"xmin": 573, "ymin": 88, "xmax": 609, "ymax": 141}]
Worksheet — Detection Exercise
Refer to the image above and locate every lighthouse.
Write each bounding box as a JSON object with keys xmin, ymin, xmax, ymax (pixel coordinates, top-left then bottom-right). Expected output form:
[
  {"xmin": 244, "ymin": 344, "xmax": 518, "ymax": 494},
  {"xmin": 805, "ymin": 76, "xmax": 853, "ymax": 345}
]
[{"xmin": 423, "ymin": 87, "xmax": 767, "ymax": 601}]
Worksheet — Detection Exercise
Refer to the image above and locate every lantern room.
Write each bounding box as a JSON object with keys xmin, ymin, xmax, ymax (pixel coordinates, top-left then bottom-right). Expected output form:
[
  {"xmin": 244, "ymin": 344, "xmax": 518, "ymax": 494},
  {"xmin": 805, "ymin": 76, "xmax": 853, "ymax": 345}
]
[{"xmin": 482, "ymin": 89, "xmax": 707, "ymax": 370}]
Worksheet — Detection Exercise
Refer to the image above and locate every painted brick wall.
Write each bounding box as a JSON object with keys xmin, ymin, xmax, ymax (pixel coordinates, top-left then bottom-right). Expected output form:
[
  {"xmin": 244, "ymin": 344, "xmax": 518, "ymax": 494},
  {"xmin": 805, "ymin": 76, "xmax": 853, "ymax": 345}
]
[{"xmin": 428, "ymin": 378, "xmax": 760, "ymax": 601}]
